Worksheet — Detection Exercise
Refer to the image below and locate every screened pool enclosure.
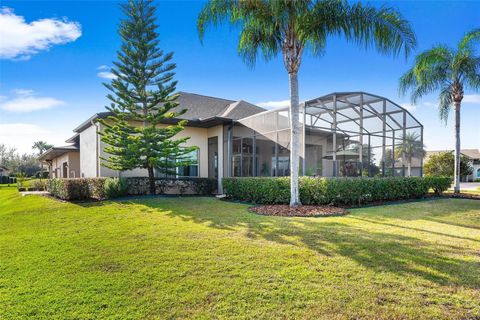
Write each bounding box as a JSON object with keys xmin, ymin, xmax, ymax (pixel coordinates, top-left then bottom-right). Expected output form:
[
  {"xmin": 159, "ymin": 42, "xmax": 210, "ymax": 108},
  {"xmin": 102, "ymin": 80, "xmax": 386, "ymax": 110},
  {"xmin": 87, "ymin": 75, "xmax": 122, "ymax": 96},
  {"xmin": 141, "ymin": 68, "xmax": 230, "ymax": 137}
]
[{"xmin": 224, "ymin": 92, "xmax": 423, "ymax": 178}]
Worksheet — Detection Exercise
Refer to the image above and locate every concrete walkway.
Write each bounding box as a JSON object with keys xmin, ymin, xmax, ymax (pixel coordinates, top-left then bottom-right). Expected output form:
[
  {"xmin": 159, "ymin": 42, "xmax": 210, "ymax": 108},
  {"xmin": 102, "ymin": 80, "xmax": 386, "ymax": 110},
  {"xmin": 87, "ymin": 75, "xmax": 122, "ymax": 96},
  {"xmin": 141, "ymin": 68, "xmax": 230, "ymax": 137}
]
[{"xmin": 20, "ymin": 191, "xmax": 50, "ymax": 196}]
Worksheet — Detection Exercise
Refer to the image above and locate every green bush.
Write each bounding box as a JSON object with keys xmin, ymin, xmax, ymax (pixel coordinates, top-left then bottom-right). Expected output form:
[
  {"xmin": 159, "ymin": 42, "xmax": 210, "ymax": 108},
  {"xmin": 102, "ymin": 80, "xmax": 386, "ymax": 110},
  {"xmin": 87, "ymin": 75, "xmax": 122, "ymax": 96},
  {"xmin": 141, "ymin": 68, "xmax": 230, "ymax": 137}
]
[
  {"xmin": 31, "ymin": 179, "xmax": 47, "ymax": 191},
  {"xmin": 104, "ymin": 178, "xmax": 128, "ymax": 199},
  {"xmin": 423, "ymin": 176, "xmax": 453, "ymax": 195},
  {"xmin": 126, "ymin": 177, "xmax": 217, "ymax": 195},
  {"xmin": 47, "ymin": 179, "xmax": 90, "ymax": 201},
  {"xmin": 86, "ymin": 178, "xmax": 108, "ymax": 199},
  {"xmin": 223, "ymin": 176, "xmax": 452, "ymax": 206},
  {"xmin": 190, "ymin": 178, "xmax": 217, "ymax": 195},
  {"xmin": 47, "ymin": 177, "xmax": 217, "ymax": 201}
]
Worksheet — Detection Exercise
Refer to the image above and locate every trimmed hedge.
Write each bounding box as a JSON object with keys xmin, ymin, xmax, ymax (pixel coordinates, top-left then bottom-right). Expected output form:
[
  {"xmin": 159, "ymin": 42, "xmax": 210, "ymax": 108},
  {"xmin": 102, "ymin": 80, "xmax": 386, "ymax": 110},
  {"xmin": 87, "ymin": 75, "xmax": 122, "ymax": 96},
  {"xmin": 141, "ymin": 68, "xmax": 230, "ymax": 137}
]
[
  {"xmin": 0, "ymin": 176, "xmax": 16, "ymax": 184},
  {"xmin": 126, "ymin": 177, "xmax": 217, "ymax": 196},
  {"xmin": 223, "ymin": 176, "xmax": 452, "ymax": 206},
  {"xmin": 47, "ymin": 179, "xmax": 98, "ymax": 201},
  {"xmin": 47, "ymin": 177, "xmax": 217, "ymax": 201}
]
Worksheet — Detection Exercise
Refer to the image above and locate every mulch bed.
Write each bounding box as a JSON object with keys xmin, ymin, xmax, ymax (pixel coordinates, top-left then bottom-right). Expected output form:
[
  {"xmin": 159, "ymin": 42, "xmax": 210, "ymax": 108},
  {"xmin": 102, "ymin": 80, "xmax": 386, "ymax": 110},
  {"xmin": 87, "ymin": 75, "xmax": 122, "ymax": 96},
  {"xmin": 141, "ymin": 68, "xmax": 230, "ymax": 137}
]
[
  {"xmin": 445, "ymin": 193, "xmax": 480, "ymax": 200},
  {"xmin": 249, "ymin": 204, "xmax": 348, "ymax": 217}
]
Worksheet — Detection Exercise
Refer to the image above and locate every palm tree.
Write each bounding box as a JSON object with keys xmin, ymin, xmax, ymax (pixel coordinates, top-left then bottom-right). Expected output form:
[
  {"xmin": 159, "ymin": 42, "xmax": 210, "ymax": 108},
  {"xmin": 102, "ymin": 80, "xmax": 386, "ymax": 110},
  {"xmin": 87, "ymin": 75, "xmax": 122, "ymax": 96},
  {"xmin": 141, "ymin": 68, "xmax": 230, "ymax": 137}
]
[
  {"xmin": 394, "ymin": 132, "xmax": 425, "ymax": 177},
  {"xmin": 198, "ymin": 0, "xmax": 416, "ymax": 207},
  {"xmin": 399, "ymin": 29, "xmax": 480, "ymax": 193},
  {"xmin": 32, "ymin": 141, "xmax": 53, "ymax": 155}
]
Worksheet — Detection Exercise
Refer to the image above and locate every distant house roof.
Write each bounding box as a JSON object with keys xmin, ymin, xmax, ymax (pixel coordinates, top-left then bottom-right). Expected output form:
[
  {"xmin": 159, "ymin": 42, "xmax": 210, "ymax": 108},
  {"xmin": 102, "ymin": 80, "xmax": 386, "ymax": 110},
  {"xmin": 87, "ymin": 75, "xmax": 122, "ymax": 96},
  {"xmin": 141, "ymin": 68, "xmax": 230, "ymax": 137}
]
[
  {"xmin": 426, "ymin": 149, "xmax": 480, "ymax": 160},
  {"xmin": 38, "ymin": 145, "xmax": 79, "ymax": 162},
  {"xmin": 72, "ymin": 92, "xmax": 265, "ymax": 133},
  {"xmin": 461, "ymin": 149, "xmax": 480, "ymax": 160}
]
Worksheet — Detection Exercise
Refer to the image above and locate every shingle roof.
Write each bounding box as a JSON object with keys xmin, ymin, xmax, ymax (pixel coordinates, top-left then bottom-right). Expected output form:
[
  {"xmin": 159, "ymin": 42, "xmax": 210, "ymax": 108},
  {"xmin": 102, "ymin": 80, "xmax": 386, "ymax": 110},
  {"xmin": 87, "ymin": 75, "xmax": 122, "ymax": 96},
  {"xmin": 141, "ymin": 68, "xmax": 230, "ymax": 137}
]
[
  {"xmin": 172, "ymin": 92, "xmax": 235, "ymax": 120},
  {"xmin": 460, "ymin": 149, "xmax": 480, "ymax": 159},
  {"xmin": 73, "ymin": 92, "xmax": 265, "ymax": 132},
  {"xmin": 219, "ymin": 100, "xmax": 266, "ymax": 120},
  {"xmin": 426, "ymin": 149, "xmax": 480, "ymax": 160}
]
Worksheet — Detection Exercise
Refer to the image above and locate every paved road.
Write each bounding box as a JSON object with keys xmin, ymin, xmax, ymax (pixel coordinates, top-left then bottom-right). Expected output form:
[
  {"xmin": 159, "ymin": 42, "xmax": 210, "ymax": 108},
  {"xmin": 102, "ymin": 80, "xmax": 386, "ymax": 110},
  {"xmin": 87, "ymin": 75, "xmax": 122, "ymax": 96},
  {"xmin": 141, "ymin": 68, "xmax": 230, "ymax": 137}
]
[{"xmin": 460, "ymin": 182, "xmax": 480, "ymax": 190}]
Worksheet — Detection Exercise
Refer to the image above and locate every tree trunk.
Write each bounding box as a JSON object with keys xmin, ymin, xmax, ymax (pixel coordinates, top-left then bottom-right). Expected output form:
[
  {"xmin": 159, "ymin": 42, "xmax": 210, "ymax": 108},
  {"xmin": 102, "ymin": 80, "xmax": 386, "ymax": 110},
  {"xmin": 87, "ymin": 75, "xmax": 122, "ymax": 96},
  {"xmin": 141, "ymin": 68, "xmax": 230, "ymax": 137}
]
[
  {"xmin": 289, "ymin": 72, "xmax": 301, "ymax": 207},
  {"xmin": 407, "ymin": 160, "xmax": 411, "ymax": 177},
  {"xmin": 147, "ymin": 166, "xmax": 155, "ymax": 195},
  {"xmin": 453, "ymin": 101, "xmax": 461, "ymax": 193}
]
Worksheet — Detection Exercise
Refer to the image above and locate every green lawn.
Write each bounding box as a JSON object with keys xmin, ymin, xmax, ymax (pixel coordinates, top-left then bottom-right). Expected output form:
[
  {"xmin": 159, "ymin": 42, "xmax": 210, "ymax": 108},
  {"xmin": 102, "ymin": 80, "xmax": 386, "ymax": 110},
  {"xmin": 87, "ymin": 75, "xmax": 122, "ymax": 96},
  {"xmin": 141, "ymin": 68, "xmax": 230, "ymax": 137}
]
[{"xmin": 1, "ymin": 187, "xmax": 479, "ymax": 319}]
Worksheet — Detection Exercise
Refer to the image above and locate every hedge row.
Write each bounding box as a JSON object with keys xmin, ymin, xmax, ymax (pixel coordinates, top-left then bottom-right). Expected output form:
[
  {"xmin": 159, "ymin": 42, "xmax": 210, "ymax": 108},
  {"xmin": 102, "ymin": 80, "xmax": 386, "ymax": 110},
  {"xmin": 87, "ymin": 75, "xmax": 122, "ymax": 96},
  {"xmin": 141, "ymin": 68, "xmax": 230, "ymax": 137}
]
[
  {"xmin": 47, "ymin": 178, "xmax": 107, "ymax": 201},
  {"xmin": 222, "ymin": 176, "xmax": 452, "ymax": 206},
  {"xmin": 47, "ymin": 177, "xmax": 217, "ymax": 201},
  {"xmin": 0, "ymin": 176, "xmax": 16, "ymax": 184}
]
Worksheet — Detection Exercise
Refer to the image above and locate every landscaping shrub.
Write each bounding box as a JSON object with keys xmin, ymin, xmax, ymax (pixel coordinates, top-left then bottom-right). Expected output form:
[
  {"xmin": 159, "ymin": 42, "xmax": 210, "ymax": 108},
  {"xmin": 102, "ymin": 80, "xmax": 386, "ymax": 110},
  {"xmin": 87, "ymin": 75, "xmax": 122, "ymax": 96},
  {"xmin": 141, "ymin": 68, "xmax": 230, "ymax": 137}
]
[
  {"xmin": 223, "ymin": 176, "xmax": 453, "ymax": 206},
  {"xmin": 86, "ymin": 178, "xmax": 108, "ymax": 199},
  {"xmin": 126, "ymin": 177, "xmax": 217, "ymax": 195},
  {"xmin": 47, "ymin": 179, "xmax": 90, "ymax": 201},
  {"xmin": 47, "ymin": 177, "xmax": 217, "ymax": 201},
  {"xmin": 424, "ymin": 176, "xmax": 452, "ymax": 195},
  {"xmin": 31, "ymin": 179, "xmax": 47, "ymax": 191},
  {"xmin": 104, "ymin": 178, "xmax": 128, "ymax": 199}
]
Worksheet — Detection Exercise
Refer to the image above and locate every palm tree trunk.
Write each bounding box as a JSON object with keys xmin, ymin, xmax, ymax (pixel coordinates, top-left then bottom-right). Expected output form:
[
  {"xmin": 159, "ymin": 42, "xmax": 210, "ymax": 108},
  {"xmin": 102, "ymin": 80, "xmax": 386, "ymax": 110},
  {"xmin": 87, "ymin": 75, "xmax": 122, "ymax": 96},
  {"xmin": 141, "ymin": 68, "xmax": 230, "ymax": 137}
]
[
  {"xmin": 407, "ymin": 159, "xmax": 411, "ymax": 177},
  {"xmin": 453, "ymin": 101, "xmax": 461, "ymax": 193},
  {"xmin": 289, "ymin": 72, "xmax": 301, "ymax": 207}
]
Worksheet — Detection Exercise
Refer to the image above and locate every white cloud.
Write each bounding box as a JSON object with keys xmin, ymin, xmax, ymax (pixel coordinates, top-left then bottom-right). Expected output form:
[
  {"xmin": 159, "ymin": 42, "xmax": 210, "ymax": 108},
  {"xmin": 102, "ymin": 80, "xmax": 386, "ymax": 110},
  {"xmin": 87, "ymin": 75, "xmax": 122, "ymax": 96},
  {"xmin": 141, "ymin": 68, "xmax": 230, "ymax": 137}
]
[
  {"xmin": 422, "ymin": 101, "xmax": 436, "ymax": 107},
  {"xmin": 463, "ymin": 94, "xmax": 480, "ymax": 104},
  {"xmin": 0, "ymin": 123, "xmax": 67, "ymax": 154},
  {"xmin": 0, "ymin": 7, "xmax": 81, "ymax": 60},
  {"xmin": 399, "ymin": 101, "xmax": 436, "ymax": 112},
  {"xmin": 97, "ymin": 65, "xmax": 117, "ymax": 80},
  {"xmin": 0, "ymin": 89, "xmax": 64, "ymax": 112},
  {"xmin": 400, "ymin": 103, "xmax": 416, "ymax": 112},
  {"xmin": 97, "ymin": 71, "xmax": 117, "ymax": 80},
  {"xmin": 256, "ymin": 99, "xmax": 291, "ymax": 109}
]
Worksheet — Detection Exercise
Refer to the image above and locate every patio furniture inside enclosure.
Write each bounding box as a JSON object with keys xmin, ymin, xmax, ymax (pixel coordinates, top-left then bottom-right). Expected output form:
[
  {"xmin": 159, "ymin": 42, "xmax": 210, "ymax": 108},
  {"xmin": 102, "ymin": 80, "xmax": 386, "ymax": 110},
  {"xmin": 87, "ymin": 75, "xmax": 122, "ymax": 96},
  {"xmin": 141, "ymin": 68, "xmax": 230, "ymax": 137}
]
[{"xmin": 224, "ymin": 92, "xmax": 423, "ymax": 178}]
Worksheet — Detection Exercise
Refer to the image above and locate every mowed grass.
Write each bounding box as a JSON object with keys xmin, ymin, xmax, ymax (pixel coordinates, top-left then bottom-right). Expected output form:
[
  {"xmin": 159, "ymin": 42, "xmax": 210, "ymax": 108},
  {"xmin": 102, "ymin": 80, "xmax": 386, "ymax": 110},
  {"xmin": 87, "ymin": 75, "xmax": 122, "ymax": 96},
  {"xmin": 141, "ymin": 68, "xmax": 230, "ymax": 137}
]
[{"xmin": 1, "ymin": 187, "xmax": 479, "ymax": 319}]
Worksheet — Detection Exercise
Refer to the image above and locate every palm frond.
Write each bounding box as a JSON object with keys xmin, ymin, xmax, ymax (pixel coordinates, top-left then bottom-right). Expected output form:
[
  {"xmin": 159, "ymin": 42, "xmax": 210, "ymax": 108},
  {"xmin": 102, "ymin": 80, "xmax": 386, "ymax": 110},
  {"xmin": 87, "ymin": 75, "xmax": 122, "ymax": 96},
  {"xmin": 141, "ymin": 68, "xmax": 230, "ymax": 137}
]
[
  {"xmin": 238, "ymin": 21, "xmax": 281, "ymax": 67},
  {"xmin": 458, "ymin": 28, "xmax": 480, "ymax": 52},
  {"xmin": 197, "ymin": 0, "xmax": 237, "ymax": 42},
  {"xmin": 344, "ymin": 3, "xmax": 417, "ymax": 59},
  {"xmin": 438, "ymin": 86, "xmax": 453, "ymax": 123},
  {"xmin": 399, "ymin": 46, "xmax": 453, "ymax": 103}
]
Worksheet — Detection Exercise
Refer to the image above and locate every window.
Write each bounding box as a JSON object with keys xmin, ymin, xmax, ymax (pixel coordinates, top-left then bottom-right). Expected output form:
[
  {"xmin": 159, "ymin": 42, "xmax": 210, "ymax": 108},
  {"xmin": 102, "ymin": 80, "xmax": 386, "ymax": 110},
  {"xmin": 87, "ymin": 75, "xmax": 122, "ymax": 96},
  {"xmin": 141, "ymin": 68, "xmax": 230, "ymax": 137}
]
[
  {"xmin": 176, "ymin": 150, "xmax": 199, "ymax": 177},
  {"xmin": 156, "ymin": 150, "xmax": 199, "ymax": 178},
  {"xmin": 477, "ymin": 168, "xmax": 480, "ymax": 178}
]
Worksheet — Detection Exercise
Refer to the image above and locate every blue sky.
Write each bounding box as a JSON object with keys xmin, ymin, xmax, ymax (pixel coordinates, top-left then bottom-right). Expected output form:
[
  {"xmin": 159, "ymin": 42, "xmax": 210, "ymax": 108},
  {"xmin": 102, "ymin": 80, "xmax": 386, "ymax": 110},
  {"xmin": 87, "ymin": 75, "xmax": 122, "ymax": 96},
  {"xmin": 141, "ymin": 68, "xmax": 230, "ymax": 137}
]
[{"xmin": 0, "ymin": 0, "xmax": 479, "ymax": 154}]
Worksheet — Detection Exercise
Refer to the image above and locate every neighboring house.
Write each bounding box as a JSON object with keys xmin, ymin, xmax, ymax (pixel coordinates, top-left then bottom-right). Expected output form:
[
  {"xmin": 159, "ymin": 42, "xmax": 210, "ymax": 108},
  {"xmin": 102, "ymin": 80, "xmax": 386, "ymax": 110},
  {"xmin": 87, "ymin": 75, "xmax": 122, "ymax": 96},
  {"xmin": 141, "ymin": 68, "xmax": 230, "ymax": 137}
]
[
  {"xmin": 425, "ymin": 149, "xmax": 480, "ymax": 182},
  {"xmin": 39, "ymin": 91, "xmax": 423, "ymax": 191},
  {"xmin": 0, "ymin": 165, "xmax": 9, "ymax": 177}
]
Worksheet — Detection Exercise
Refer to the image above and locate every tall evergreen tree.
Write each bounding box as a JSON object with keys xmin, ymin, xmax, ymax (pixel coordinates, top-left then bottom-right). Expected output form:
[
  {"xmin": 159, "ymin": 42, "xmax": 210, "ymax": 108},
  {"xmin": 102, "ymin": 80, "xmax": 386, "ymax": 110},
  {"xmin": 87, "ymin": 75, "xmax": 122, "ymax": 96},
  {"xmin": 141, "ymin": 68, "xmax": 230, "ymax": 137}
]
[{"xmin": 99, "ymin": 0, "xmax": 196, "ymax": 194}]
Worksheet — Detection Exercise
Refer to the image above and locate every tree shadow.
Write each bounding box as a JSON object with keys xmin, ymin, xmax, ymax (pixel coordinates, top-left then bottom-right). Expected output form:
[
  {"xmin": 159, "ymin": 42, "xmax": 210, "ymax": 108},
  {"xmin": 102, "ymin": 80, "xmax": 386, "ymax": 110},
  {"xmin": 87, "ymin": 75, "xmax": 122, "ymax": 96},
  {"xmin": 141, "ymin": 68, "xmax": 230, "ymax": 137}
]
[
  {"xmin": 127, "ymin": 197, "xmax": 480, "ymax": 290},
  {"xmin": 71, "ymin": 196, "xmax": 480, "ymax": 290},
  {"xmin": 350, "ymin": 216, "xmax": 480, "ymax": 243}
]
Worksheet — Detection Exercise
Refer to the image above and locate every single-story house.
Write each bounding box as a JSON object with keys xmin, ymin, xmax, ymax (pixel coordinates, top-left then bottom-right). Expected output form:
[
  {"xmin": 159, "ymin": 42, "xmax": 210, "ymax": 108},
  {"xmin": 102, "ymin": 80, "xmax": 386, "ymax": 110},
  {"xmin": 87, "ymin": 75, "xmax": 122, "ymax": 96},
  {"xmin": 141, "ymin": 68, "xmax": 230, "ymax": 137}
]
[
  {"xmin": 425, "ymin": 149, "xmax": 480, "ymax": 182},
  {"xmin": 0, "ymin": 165, "xmax": 9, "ymax": 177},
  {"xmin": 39, "ymin": 91, "xmax": 423, "ymax": 191}
]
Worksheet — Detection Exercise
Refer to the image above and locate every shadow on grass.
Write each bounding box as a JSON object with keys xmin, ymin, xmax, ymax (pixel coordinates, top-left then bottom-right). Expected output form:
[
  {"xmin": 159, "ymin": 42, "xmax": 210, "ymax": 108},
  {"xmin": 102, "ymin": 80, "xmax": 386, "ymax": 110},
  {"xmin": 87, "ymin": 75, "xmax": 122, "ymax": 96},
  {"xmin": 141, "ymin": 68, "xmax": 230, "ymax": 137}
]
[
  {"xmin": 76, "ymin": 196, "xmax": 480, "ymax": 289},
  {"xmin": 152, "ymin": 199, "xmax": 480, "ymax": 289}
]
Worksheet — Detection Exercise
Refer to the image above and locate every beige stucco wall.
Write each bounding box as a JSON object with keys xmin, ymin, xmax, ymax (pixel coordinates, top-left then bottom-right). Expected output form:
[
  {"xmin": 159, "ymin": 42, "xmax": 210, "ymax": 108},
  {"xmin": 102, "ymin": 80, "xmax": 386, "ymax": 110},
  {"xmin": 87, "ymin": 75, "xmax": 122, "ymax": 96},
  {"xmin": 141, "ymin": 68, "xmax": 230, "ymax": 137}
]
[
  {"xmin": 79, "ymin": 124, "xmax": 98, "ymax": 178},
  {"xmin": 79, "ymin": 120, "xmax": 212, "ymax": 179},
  {"xmin": 50, "ymin": 152, "xmax": 80, "ymax": 178}
]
